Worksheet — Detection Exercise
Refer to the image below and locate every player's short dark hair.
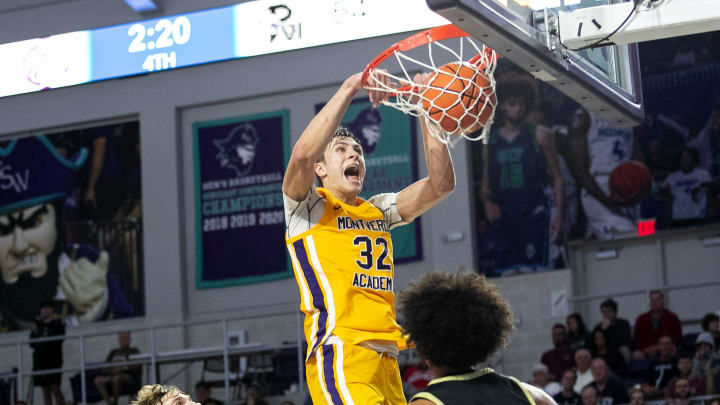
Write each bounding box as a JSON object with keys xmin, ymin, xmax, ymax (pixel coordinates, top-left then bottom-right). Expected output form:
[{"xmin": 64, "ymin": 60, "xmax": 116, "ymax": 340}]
[
  {"xmin": 553, "ymin": 323, "xmax": 566, "ymax": 332},
  {"xmin": 702, "ymin": 313, "xmax": 719, "ymax": 331},
  {"xmin": 600, "ymin": 298, "xmax": 618, "ymax": 313},
  {"xmin": 315, "ymin": 127, "xmax": 361, "ymax": 165},
  {"xmin": 649, "ymin": 289, "xmax": 664, "ymax": 298},
  {"xmin": 398, "ymin": 272, "xmax": 513, "ymax": 369}
]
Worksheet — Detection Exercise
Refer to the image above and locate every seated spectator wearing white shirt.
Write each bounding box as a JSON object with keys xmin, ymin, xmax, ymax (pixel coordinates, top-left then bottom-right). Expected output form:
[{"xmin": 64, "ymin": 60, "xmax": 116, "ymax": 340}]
[{"xmin": 574, "ymin": 349, "xmax": 594, "ymax": 394}]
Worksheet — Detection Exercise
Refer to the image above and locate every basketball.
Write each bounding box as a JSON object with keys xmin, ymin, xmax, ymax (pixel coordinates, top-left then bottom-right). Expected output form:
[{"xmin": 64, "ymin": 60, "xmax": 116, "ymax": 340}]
[
  {"xmin": 609, "ymin": 161, "xmax": 652, "ymax": 202},
  {"xmin": 421, "ymin": 62, "xmax": 496, "ymax": 134}
]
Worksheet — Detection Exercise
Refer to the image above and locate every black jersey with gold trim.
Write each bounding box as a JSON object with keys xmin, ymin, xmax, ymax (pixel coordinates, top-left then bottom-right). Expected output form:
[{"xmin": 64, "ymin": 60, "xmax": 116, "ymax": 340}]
[{"xmin": 411, "ymin": 368, "xmax": 536, "ymax": 405}]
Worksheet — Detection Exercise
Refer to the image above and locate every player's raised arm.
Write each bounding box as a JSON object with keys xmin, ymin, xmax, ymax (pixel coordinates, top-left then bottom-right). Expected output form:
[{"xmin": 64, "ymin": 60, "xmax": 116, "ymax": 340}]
[
  {"xmin": 282, "ymin": 72, "xmax": 391, "ymax": 201},
  {"xmin": 396, "ymin": 73, "xmax": 456, "ymax": 223}
]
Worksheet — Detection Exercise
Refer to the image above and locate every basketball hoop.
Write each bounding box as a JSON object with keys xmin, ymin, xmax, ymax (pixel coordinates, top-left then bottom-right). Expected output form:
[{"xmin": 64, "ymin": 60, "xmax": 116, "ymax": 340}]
[{"xmin": 362, "ymin": 24, "xmax": 498, "ymax": 145}]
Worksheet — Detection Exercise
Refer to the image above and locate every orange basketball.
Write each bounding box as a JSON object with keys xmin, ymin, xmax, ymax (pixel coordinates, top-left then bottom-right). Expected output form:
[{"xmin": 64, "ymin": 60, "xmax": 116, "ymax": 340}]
[
  {"xmin": 421, "ymin": 62, "xmax": 496, "ymax": 134},
  {"xmin": 609, "ymin": 161, "xmax": 652, "ymax": 202}
]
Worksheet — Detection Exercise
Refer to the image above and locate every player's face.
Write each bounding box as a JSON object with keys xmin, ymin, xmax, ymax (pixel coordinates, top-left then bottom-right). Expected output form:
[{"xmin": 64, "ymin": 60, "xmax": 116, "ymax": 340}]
[
  {"xmin": 316, "ymin": 137, "xmax": 365, "ymax": 198},
  {"xmin": 0, "ymin": 204, "xmax": 57, "ymax": 284}
]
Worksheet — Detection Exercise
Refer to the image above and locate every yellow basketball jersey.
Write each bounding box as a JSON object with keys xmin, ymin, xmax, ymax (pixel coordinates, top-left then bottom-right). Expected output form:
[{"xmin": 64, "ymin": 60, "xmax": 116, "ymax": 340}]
[{"xmin": 286, "ymin": 187, "xmax": 406, "ymax": 359}]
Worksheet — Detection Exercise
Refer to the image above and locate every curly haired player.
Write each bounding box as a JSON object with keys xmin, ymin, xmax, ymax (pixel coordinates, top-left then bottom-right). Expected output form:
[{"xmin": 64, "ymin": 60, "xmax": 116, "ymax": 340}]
[{"xmin": 398, "ymin": 272, "xmax": 557, "ymax": 405}]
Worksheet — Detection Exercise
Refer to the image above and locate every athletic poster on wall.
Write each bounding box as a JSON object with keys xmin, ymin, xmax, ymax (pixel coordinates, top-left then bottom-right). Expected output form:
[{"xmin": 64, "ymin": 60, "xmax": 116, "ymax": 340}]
[
  {"xmin": 315, "ymin": 99, "xmax": 422, "ymax": 263},
  {"xmin": 193, "ymin": 110, "xmax": 291, "ymax": 288},
  {"xmin": 0, "ymin": 123, "xmax": 144, "ymax": 333}
]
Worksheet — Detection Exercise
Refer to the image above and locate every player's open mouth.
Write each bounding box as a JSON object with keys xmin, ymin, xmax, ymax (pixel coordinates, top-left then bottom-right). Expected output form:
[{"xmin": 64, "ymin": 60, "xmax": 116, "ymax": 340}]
[{"xmin": 344, "ymin": 164, "xmax": 361, "ymax": 182}]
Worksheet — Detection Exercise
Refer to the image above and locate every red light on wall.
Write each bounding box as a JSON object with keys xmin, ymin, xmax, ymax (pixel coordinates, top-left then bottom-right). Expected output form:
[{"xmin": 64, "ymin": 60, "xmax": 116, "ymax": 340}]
[{"xmin": 637, "ymin": 219, "xmax": 655, "ymax": 236}]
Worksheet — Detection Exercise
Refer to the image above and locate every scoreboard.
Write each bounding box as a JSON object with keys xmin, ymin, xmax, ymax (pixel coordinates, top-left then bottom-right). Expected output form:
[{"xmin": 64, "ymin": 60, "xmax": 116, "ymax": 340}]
[{"xmin": 0, "ymin": 0, "xmax": 447, "ymax": 99}]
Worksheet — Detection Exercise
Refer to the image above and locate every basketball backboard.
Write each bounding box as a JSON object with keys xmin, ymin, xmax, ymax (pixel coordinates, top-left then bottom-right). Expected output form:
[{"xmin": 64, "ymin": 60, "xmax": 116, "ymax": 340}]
[{"xmin": 426, "ymin": 0, "xmax": 644, "ymax": 127}]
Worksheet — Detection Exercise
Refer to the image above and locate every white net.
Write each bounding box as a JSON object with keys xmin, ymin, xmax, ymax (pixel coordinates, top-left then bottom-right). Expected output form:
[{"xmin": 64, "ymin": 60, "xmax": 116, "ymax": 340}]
[{"xmin": 364, "ymin": 35, "xmax": 497, "ymax": 145}]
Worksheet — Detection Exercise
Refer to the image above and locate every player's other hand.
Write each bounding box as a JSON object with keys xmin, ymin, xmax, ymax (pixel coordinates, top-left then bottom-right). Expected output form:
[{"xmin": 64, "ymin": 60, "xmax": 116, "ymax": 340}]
[
  {"xmin": 408, "ymin": 72, "xmax": 433, "ymax": 105},
  {"xmin": 363, "ymin": 69, "xmax": 395, "ymax": 108},
  {"xmin": 484, "ymin": 200, "xmax": 502, "ymax": 223}
]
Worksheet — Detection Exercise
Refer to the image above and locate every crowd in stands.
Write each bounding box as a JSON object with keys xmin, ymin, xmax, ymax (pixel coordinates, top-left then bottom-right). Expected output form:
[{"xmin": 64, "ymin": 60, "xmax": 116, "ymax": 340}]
[{"xmin": 532, "ymin": 291, "xmax": 720, "ymax": 404}]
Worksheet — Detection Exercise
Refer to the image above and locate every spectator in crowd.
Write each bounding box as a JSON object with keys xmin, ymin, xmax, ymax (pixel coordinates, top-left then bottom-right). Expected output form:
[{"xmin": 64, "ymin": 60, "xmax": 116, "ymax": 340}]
[
  {"xmin": 588, "ymin": 358, "xmax": 629, "ymax": 405},
  {"xmin": 401, "ymin": 361, "xmax": 433, "ymax": 398},
  {"xmin": 532, "ymin": 363, "xmax": 562, "ymax": 396},
  {"xmin": 629, "ymin": 386, "xmax": 646, "ymax": 405},
  {"xmin": 693, "ymin": 332, "xmax": 718, "ymax": 379},
  {"xmin": 481, "ymin": 72, "xmax": 565, "ymax": 275},
  {"xmin": 590, "ymin": 329, "xmax": 627, "ymax": 379},
  {"xmin": 194, "ymin": 381, "xmax": 223, "ymax": 405},
  {"xmin": 553, "ymin": 369, "xmax": 582, "ymax": 405},
  {"xmin": 541, "ymin": 323, "xmax": 576, "ymax": 381},
  {"xmin": 701, "ymin": 313, "xmax": 720, "ymax": 348},
  {"xmin": 664, "ymin": 352, "xmax": 706, "ymax": 398},
  {"xmin": 660, "ymin": 148, "xmax": 712, "ymax": 226},
  {"xmin": 566, "ymin": 108, "xmax": 641, "ymax": 240},
  {"xmin": 580, "ymin": 385, "xmax": 598, "ymax": 405},
  {"xmin": 593, "ymin": 298, "xmax": 633, "ymax": 362},
  {"xmin": 633, "ymin": 290, "xmax": 683, "ymax": 355},
  {"xmin": 667, "ymin": 377, "xmax": 692, "ymax": 405},
  {"xmin": 30, "ymin": 301, "xmax": 65, "ymax": 405},
  {"xmin": 567, "ymin": 313, "xmax": 592, "ymax": 350},
  {"xmin": 240, "ymin": 382, "xmax": 268, "ymax": 405},
  {"xmin": 642, "ymin": 334, "xmax": 679, "ymax": 399},
  {"xmin": 574, "ymin": 349, "xmax": 594, "ymax": 394},
  {"xmin": 94, "ymin": 331, "xmax": 142, "ymax": 405}
]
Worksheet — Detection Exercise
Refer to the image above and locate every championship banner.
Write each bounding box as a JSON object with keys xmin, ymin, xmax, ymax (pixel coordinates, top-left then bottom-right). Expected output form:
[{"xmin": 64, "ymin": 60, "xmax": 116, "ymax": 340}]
[
  {"xmin": 316, "ymin": 99, "xmax": 422, "ymax": 263},
  {"xmin": 193, "ymin": 110, "xmax": 291, "ymax": 288}
]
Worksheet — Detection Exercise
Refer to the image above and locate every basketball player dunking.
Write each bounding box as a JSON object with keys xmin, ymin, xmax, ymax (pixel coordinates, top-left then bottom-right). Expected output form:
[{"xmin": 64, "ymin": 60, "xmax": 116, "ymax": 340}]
[
  {"xmin": 567, "ymin": 108, "xmax": 642, "ymax": 240},
  {"xmin": 283, "ymin": 71, "xmax": 455, "ymax": 404}
]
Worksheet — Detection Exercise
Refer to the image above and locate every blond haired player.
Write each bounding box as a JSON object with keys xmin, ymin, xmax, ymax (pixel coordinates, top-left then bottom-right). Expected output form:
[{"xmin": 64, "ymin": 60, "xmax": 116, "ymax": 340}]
[
  {"xmin": 131, "ymin": 385, "xmax": 197, "ymax": 405},
  {"xmin": 283, "ymin": 71, "xmax": 455, "ymax": 404}
]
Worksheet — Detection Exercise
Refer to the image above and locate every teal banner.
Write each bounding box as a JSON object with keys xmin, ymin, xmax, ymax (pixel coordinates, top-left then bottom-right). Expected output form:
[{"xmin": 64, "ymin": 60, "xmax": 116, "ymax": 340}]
[{"xmin": 317, "ymin": 99, "xmax": 422, "ymax": 263}]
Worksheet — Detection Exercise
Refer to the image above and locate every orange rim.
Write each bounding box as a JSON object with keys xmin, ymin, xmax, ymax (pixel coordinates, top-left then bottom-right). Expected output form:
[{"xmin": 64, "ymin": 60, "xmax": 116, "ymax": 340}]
[{"xmin": 361, "ymin": 24, "xmax": 498, "ymax": 91}]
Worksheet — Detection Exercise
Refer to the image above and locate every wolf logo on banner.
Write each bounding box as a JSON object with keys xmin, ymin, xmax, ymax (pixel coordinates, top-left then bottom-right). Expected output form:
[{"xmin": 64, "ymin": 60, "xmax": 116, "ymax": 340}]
[{"xmin": 214, "ymin": 123, "xmax": 259, "ymax": 177}]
